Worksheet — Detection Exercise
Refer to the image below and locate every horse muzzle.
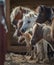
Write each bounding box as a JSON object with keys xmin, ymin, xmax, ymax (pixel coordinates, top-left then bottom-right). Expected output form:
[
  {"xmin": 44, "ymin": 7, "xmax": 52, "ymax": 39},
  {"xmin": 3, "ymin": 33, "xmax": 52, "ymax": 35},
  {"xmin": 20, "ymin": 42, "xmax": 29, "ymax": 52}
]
[{"xmin": 20, "ymin": 28, "xmax": 26, "ymax": 33}]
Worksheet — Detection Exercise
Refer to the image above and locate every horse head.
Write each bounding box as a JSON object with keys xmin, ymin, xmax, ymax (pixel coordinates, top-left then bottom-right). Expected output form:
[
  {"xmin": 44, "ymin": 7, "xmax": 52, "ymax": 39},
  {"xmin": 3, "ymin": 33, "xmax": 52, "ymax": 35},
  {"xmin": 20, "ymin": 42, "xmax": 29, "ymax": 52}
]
[
  {"xmin": 20, "ymin": 11, "xmax": 38, "ymax": 33},
  {"xmin": 35, "ymin": 5, "xmax": 51, "ymax": 23}
]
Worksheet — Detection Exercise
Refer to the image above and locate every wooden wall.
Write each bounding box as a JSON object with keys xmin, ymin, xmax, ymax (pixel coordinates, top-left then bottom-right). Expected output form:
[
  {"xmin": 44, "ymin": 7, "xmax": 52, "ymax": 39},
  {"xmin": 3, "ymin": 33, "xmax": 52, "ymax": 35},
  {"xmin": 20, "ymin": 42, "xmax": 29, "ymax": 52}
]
[{"xmin": 10, "ymin": 0, "xmax": 54, "ymax": 10}]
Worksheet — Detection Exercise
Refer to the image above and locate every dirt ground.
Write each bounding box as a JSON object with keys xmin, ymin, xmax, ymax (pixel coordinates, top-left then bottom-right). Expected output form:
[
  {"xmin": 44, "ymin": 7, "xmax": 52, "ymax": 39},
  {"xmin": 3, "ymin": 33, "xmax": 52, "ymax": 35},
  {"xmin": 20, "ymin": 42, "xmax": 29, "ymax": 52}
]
[{"xmin": 4, "ymin": 53, "xmax": 54, "ymax": 65}]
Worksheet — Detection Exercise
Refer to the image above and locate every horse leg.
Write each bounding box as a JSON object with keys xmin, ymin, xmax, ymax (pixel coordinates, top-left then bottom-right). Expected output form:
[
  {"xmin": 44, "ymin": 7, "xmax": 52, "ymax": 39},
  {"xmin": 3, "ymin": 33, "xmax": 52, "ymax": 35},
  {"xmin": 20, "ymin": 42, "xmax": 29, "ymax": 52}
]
[
  {"xmin": 47, "ymin": 44, "xmax": 53, "ymax": 65},
  {"xmin": 30, "ymin": 50, "xmax": 35, "ymax": 60},
  {"xmin": 43, "ymin": 40, "xmax": 49, "ymax": 63},
  {"xmin": 35, "ymin": 41, "xmax": 44, "ymax": 63},
  {"xmin": 30, "ymin": 46, "xmax": 37, "ymax": 60}
]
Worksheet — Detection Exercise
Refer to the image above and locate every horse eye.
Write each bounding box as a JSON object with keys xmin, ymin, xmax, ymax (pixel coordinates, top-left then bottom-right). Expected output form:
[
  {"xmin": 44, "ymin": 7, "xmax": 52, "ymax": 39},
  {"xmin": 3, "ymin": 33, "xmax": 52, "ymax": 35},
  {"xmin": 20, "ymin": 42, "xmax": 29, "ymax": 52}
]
[{"xmin": 28, "ymin": 21, "xmax": 30, "ymax": 23}]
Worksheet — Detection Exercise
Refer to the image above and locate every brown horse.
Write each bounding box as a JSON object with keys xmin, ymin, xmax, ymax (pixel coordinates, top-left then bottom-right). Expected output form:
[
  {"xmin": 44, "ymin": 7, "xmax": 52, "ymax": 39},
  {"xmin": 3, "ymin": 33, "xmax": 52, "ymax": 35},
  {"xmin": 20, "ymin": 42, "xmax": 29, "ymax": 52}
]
[
  {"xmin": 31, "ymin": 23, "xmax": 54, "ymax": 62},
  {"xmin": 35, "ymin": 5, "xmax": 54, "ymax": 24},
  {"xmin": 31, "ymin": 23, "xmax": 54, "ymax": 48},
  {"xmin": 35, "ymin": 5, "xmax": 54, "ymax": 43},
  {"xmin": 18, "ymin": 32, "xmax": 32, "ymax": 56}
]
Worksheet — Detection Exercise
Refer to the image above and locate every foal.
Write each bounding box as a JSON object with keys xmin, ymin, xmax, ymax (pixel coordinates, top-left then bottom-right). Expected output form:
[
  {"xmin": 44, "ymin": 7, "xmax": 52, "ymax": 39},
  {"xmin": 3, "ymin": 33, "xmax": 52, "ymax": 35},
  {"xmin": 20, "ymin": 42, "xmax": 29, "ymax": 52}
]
[
  {"xmin": 18, "ymin": 32, "xmax": 32, "ymax": 56},
  {"xmin": 31, "ymin": 23, "xmax": 54, "ymax": 63}
]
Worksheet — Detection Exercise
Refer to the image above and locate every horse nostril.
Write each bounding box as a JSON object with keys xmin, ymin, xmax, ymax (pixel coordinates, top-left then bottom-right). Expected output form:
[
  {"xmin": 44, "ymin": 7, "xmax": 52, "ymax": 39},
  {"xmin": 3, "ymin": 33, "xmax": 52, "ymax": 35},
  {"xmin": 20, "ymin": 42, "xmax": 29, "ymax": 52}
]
[{"xmin": 21, "ymin": 29, "xmax": 25, "ymax": 33}]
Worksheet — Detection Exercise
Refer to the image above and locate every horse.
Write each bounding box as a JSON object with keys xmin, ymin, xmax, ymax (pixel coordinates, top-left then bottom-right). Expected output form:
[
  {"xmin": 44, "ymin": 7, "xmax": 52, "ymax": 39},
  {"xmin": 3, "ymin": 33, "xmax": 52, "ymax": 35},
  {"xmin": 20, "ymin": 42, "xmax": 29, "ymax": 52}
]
[
  {"xmin": 13, "ymin": 11, "xmax": 37, "ymax": 37},
  {"xmin": 20, "ymin": 11, "xmax": 38, "ymax": 33},
  {"xmin": 10, "ymin": 6, "xmax": 33, "ymax": 28},
  {"xmin": 35, "ymin": 5, "xmax": 54, "ymax": 40},
  {"xmin": 17, "ymin": 32, "xmax": 32, "ymax": 57},
  {"xmin": 31, "ymin": 23, "xmax": 54, "ymax": 63},
  {"xmin": 35, "ymin": 5, "xmax": 54, "ymax": 24}
]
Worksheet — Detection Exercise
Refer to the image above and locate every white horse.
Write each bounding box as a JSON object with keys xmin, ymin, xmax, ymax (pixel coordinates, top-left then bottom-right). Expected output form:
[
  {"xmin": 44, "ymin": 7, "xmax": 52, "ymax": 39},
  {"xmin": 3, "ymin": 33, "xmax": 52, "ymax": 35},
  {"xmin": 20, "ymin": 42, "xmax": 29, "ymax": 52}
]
[
  {"xmin": 13, "ymin": 11, "xmax": 37, "ymax": 37},
  {"xmin": 31, "ymin": 23, "xmax": 54, "ymax": 63},
  {"xmin": 20, "ymin": 11, "xmax": 38, "ymax": 32}
]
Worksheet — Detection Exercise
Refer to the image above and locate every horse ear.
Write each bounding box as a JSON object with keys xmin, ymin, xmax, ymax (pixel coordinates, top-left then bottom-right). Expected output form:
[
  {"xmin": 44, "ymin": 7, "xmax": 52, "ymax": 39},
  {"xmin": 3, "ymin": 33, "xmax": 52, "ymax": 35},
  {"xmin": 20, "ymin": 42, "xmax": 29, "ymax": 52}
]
[
  {"xmin": 40, "ymin": 5, "xmax": 46, "ymax": 12},
  {"xmin": 30, "ymin": 14, "xmax": 32, "ymax": 17},
  {"xmin": 40, "ymin": 7, "xmax": 43, "ymax": 12},
  {"xmin": 30, "ymin": 14, "xmax": 34, "ymax": 17},
  {"xmin": 40, "ymin": 5, "xmax": 44, "ymax": 12},
  {"xmin": 37, "ymin": 23, "xmax": 39, "ymax": 27},
  {"xmin": 19, "ymin": 6, "xmax": 22, "ymax": 10}
]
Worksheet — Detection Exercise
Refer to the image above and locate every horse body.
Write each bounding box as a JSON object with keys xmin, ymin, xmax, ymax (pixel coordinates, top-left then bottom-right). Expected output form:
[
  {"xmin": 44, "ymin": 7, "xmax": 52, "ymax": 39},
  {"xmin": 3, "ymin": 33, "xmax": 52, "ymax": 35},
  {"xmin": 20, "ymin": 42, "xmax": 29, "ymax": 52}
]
[{"xmin": 31, "ymin": 23, "xmax": 54, "ymax": 62}]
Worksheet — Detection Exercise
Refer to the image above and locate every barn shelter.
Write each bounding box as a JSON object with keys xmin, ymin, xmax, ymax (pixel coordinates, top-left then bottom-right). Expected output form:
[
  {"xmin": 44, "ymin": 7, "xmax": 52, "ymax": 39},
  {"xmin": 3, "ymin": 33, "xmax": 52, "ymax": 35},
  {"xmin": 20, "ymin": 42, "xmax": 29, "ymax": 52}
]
[{"xmin": 0, "ymin": 0, "xmax": 54, "ymax": 65}]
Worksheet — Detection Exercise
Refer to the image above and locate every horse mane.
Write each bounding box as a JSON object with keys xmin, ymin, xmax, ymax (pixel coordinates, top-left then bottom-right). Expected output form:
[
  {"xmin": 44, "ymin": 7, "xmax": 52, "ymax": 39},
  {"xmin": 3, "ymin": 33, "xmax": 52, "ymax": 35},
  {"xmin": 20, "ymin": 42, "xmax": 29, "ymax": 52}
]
[
  {"xmin": 10, "ymin": 6, "xmax": 33, "ymax": 23},
  {"xmin": 32, "ymin": 23, "xmax": 45, "ymax": 43}
]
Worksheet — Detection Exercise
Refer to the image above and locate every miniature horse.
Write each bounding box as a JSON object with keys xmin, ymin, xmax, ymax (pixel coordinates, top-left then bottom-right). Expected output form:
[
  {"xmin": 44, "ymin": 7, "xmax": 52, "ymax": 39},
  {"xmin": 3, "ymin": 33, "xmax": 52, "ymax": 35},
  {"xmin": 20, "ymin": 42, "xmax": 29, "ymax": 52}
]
[
  {"xmin": 35, "ymin": 5, "xmax": 54, "ymax": 24},
  {"xmin": 13, "ymin": 11, "xmax": 37, "ymax": 37},
  {"xmin": 18, "ymin": 32, "xmax": 32, "ymax": 56},
  {"xmin": 31, "ymin": 23, "xmax": 54, "ymax": 63}
]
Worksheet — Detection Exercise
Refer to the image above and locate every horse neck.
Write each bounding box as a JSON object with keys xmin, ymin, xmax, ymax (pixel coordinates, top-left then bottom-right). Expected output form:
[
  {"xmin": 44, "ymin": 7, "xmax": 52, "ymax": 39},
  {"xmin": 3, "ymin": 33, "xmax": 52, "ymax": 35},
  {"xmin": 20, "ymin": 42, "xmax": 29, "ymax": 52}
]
[
  {"xmin": 35, "ymin": 25, "xmax": 43, "ymax": 42},
  {"xmin": 24, "ymin": 33, "xmax": 32, "ymax": 45}
]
